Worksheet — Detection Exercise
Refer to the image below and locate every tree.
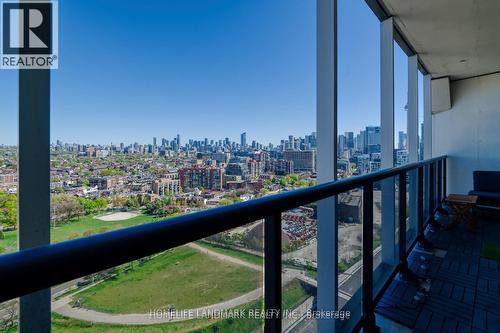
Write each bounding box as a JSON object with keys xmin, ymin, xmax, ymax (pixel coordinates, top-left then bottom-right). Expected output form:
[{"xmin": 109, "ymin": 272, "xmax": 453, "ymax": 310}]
[
  {"xmin": 280, "ymin": 177, "xmax": 289, "ymax": 187},
  {"xmin": 0, "ymin": 191, "xmax": 17, "ymax": 229},
  {"xmin": 52, "ymin": 194, "xmax": 84, "ymax": 222},
  {"xmin": 94, "ymin": 197, "xmax": 108, "ymax": 211},
  {"xmin": 296, "ymin": 180, "xmax": 309, "ymax": 187},
  {"xmin": 111, "ymin": 196, "xmax": 126, "ymax": 209},
  {"xmin": 125, "ymin": 196, "xmax": 140, "ymax": 209},
  {"xmin": 77, "ymin": 197, "xmax": 98, "ymax": 215},
  {"xmin": 144, "ymin": 196, "xmax": 176, "ymax": 216}
]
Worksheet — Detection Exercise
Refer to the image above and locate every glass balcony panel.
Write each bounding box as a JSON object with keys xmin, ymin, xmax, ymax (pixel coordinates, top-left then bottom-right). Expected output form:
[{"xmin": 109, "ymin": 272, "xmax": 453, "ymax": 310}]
[
  {"xmin": 50, "ymin": 225, "xmax": 264, "ymax": 332},
  {"xmin": 337, "ymin": 187, "xmax": 363, "ymax": 333},
  {"xmin": 281, "ymin": 201, "xmax": 318, "ymax": 332},
  {"xmin": 0, "ymin": 64, "xmax": 19, "ymax": 333}
]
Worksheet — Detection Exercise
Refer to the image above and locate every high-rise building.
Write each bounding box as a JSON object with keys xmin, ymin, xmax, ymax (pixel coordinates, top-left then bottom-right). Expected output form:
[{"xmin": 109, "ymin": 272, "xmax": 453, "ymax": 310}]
[
  {"xmin": 345, "ymin": 132, "xmax": 354, "ymax": 149},
  {"xmin": 176, "ymin": 134, "xmax": 181, "ymax": 148},
  {"xmin": 364, "ymin": 126, "xmax": 381, "ymax": 153},
  {"xmin": 153, "ymin": 137, "xmax": 157, "ymax": 147},
  {"xmin": 398, "ymin": 131, "xmax": 407, "ymax": 150},
  {"xmin": 356, "ymin": 131, "xmax": 365, "ymax": 151},
  {"xmin": 338, "ymin": 134, "xmax": 346, "ymax": 154},
  {"xmin": 240, "ymin": 132, "xmax": 247, "ymax": 148}
]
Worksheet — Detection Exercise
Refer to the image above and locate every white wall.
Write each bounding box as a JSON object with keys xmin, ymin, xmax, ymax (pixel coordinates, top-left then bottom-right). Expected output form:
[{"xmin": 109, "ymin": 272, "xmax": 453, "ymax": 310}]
[{"xmin": 433, "ymin": 72, "xmax": 500, "ymax": 194}]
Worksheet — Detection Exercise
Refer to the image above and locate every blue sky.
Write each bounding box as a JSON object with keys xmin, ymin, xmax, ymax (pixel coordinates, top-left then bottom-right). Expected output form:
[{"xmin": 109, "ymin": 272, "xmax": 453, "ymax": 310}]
[{"xmin": 0, "ymin": 0, "xmax": 412, "ymax": 146}]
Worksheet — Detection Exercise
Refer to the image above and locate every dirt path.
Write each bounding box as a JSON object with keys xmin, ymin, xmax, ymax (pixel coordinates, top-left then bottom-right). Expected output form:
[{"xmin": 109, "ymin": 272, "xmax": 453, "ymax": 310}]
[
  {"xmin": 187, "ymin": 242, "xmax": 263, "ymax": 272},
  {"xmin": 52, "ymin": 242, "xmax": 263, "ymax": 325}
]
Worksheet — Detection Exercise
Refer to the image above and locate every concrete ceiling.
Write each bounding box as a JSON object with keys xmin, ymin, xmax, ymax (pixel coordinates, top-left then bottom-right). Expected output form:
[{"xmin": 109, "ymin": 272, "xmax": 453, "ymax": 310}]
[{"xmin": 381, "ymin": 0, "xmax": 500, "ymax": 80}]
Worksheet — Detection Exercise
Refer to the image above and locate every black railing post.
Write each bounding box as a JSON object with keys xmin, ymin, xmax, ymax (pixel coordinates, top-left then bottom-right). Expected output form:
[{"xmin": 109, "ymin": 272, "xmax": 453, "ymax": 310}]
[
  {"xmin": 436, "ymin": 159, "xmax": 449, "ymax": 216},
  {"xmin": 417, "ymin": 167, "xmax": 424, "ymax": 235},
  {"xmin": 437, "ymin": 160, "xmax": 442, "ymax": 203},
  {"xmin": 443, "ymin": 158, "xmax": 447, "ymax": 199},
  {"xmin": 264, "ymin": 213, "xmax": 282, "ymax": 333},
  {"xmin": 417, "ymin": 166, "xmax": 433, "ymax": 249},
  {"xmin": 362, "ymin": 182, "xmax": 380, "ymax": 333},
  {"xmin": 398, "ymin": 172, "xmax": 410, "ymax": 279},
  {"xmin": 428, "ymin": 162, "xmax": 437, "ymax": 226}
]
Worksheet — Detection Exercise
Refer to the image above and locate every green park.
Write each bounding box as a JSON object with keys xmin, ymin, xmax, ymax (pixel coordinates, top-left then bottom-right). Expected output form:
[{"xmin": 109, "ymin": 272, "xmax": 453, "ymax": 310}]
[{"xmin": 0, "ymin": 191, "xmax": 314, "ymax": 333}]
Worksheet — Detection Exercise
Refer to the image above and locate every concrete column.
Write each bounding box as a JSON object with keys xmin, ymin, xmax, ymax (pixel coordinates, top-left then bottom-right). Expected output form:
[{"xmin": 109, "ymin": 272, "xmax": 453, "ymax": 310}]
[
  {"xmin": 316, "ymin": 0, "xmax": 337, "ymax": 331},
  {"xmin": 380, "ymin": 17, "xmax": 396, "ymax": 265},
  {"xmin": 18, "ymin": 69, "xmax": 51, "ymax": 332},
  {"xmin": 423, "ymin": 74, "xmax": 433, "ymax": 216},
  {"xmin": 423, "ymin": 75, "xmax": 432, "ymax": 159},
  {"xmin": 408, "ymin": 55, "xmax": 418, "ymax": 242}
]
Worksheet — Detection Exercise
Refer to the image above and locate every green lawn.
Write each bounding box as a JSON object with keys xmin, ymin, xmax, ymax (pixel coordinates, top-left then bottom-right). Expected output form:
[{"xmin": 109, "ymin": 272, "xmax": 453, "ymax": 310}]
[
  {"xmin": 481, "ymin": 241, "xmax": 500, "ymax": 261},
  {"xmin": 49, "ymin": 312, "xmax": 218, "ymax": 333},
  {"xmin": 0, "ymin": 230, "xmax": 17, "ymax": 254},
  {"xmin": 0, "ymin": 213, "xmax": 161, "ymax": 254},
  {"xmin": 5, "ymin": 299, "xmax": 265, "ymax": 333},
  {"xmin": 4, "ymin": 278, "xmax": 306, "ymax": 333},
  {"xmin": 282, "ymin": 279, "xmax": 312, "ymax": 311},
  {"xmin": 51, "ymin": 213, "xmax": 162, "ymax": 243},
  {"xmin": 76, "ymin": 246, "xmax": 261, "ymax": 314},
  {"xmin": 195, "ymin": 241, "xmax": 264, "ymax": 266}
]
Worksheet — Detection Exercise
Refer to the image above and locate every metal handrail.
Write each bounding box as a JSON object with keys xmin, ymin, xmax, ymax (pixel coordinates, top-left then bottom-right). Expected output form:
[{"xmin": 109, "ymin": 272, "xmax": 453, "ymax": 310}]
[{"xmin": 0, "ymin": 156, "xmax": 446, "ymax": 332}]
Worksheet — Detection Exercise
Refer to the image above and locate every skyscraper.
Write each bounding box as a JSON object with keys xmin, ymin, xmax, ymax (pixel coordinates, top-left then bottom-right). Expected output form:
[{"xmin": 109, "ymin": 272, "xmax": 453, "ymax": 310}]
[
  {"xmin": 241, "ymin": 132, "xmax": 247, "ymax": 148},
  {"xmin": 345, "ymin": 132, "xmax": 354, "ymax": 149},
  {"xmin": 365, "ymin": 126, "xmax": 381, "ymax": 154},
  {"xmin": 153, "ymin": 137, "xmax": 157, "ymax": 147},
  {"xmin": 398, "ymin": 131, "xmax": 407, "ymax": 150},
  {"xmin": 338, "ymin": 134, "xmax": 346, "ymax": 154},
  {"xmin": 176, "ymin": 134, "xmax": 181, "ymax": 148}
]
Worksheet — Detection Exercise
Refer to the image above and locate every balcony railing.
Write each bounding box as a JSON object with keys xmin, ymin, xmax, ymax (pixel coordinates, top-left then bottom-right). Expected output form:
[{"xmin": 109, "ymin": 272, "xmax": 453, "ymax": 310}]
[{"xmin": 0, "ymin": 156, "xmax": 447, "ymax": 333}]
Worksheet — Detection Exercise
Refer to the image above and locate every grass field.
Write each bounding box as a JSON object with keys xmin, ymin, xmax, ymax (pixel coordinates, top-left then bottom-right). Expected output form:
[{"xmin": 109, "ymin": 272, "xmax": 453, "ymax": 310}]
[
  {"xmin": 194, "ymin": 241, "xmax": 264, "ymax": 266},
  {"xmin": 4, "ymin": 280, "xmax": 308, "ymax": 333},
  {"xmin": 0, "ymin": 213, "xmax": 160, "ymax": 254},
  {"xmin": 5, "ymin": 299, "xmax": 265, "ymax": 333},
  {"xmin": 282, "ymin": 279, "xmax": 312, "ymax": 311},
  {"xmin": 51, "ymin": 290, "xmax": 312, "ymax": 333},
  {"xmin": 76, "ymin": 246, "xmax": 261, "ymax": 314},
  {"xmin": 49, "ymin": 312, "xmax": 218, "ymax": 333},
  {"xmin": 0, "ymin": 230, "xmax": 17, "ymax": 254}
]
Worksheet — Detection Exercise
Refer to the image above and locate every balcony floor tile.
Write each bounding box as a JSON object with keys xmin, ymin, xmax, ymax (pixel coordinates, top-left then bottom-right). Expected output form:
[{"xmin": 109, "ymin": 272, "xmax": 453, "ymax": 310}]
[{"xmin": 375, "ymin": 209, "xmax": 500, "ymax": 333}]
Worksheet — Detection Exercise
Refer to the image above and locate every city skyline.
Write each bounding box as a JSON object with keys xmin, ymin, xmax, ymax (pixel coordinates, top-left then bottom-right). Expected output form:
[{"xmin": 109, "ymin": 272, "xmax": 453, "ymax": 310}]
[{"xmin": 0, "ymin": 0, "xmax": 414, "ymax": 146}]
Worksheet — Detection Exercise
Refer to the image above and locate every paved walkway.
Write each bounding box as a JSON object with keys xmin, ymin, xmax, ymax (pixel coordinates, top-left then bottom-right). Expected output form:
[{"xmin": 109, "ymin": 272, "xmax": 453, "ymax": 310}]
[
  {"xmin": 52, "ymin": 288, "xmax": 263, "ymax": 325},
  {"xmin": 52, "ymin": 243, "xmax": 263, "ymax": 325}
]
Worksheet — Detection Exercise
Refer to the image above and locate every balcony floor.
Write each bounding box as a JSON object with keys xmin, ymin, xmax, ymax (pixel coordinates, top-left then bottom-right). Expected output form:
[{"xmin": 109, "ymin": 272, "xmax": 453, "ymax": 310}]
[{"xmin": 375, "ymin": 208, "xmax": 500, "ymax": 333}]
